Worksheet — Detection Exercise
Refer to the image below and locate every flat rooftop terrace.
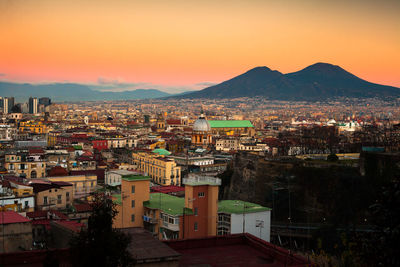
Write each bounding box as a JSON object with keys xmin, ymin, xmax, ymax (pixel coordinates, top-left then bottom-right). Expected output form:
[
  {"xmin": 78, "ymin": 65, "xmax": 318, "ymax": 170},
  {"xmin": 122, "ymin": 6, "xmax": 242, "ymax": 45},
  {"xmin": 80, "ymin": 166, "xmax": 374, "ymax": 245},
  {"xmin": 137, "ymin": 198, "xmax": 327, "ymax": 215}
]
[{"xmin": 165, "ymin": 233, "xmax": 311, "ymax": 267}]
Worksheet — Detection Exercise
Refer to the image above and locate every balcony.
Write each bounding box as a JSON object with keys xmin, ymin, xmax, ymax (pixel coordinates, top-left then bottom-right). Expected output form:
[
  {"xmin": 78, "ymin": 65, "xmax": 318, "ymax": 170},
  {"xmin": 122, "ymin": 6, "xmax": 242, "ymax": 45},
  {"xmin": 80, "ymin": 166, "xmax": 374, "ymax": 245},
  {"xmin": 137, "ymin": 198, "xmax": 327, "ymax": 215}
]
[
  {"xmin": 162, "ymin": 221, "xmax": 180, "ymax": 232},
  {"xmin": 143, "ymin": 215, "xmax": 158, "ymax": 224}
]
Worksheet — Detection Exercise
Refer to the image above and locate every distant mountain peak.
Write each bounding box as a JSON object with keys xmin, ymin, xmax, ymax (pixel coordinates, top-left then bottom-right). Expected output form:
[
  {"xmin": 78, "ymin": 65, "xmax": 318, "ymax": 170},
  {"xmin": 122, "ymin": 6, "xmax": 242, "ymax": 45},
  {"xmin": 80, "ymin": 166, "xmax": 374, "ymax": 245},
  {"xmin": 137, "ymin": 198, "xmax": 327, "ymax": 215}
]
[
  {"xmin": 178, "ymin": 62, "xmax": 400, "ymax": 100},
  {"xmin": 300, "ymin": 62, "xmax": 346, "ymax": 73}
]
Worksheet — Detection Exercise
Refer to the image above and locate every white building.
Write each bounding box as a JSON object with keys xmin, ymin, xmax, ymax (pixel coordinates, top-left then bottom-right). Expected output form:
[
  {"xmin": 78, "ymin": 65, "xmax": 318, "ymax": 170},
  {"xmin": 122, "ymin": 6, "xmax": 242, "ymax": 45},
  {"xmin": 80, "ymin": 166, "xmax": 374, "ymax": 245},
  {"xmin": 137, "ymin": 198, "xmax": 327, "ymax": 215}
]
[
  {"xmin": 218, "ymin": 200, "xmax": 271, "ymax": 242},
  {"xmin": 215, "ymin": 138, "xmax": 240, "ymax": 151},
  {"xmin": 105, "ymin": 169, "xmax": 140, "ymax": 186}
]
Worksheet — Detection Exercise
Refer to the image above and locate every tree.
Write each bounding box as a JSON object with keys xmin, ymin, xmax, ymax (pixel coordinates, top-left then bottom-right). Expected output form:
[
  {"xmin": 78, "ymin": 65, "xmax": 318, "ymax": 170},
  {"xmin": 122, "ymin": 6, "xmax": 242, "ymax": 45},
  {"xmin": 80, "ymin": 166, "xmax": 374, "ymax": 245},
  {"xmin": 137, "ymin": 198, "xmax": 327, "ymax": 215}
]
[{"xmin": 70, "ymin": 193, "xmax": 134, "ymax": 267}]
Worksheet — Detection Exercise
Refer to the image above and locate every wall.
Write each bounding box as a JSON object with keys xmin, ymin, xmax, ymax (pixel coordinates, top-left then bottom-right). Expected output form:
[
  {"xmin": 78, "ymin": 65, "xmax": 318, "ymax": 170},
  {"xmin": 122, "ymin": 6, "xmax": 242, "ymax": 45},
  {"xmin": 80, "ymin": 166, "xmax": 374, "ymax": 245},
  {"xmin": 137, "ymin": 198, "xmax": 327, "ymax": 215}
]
[
  {"xmin": 230, "ymin": 211, "xmax": 271, "ymax": 242},
  {"xmin": 0, "ymin": 222, "xmax": 32, "ymax": 253}
]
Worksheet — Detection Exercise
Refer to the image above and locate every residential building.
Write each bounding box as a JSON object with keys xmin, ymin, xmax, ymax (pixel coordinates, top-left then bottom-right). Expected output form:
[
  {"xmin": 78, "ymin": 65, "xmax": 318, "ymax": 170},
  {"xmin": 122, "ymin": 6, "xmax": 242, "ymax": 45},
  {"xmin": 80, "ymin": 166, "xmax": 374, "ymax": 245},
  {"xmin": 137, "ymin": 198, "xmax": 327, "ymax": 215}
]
[
  {"xmin": 0, "ymin": 211, "xmax": 33, "ymax": 253},
  {"xmin": 218, "ymin": 200, "xmax": 271, "ymax": 242},
  {"xmin": 31, "ymin": 181, "xmax": 74, "ymax": 210},
  {"xmin": 143, "ymin": 176, "xmax": 220, "ymax": 240},
  {"xmin": 45, "ymin": 175, "xmax": 97, "ymax": 199},
  {"xmin": 19, "ymin": 121, "xmax": 47, "ymax": 134},
  {"xmin": 132, "ymin": 151, "xmax": 181, "ymax": 186},
  {"xmin": 4, "ymin": 151, "xmax": 46, "ymax": 178},
  {"xmin": 0, "ymin": 181, "xmax": 35, "ymax": 212},
  {"xmin": 105, "ymin": 169, "xmax": 139, "ymax": 187},
  {"xmin": 113, "ymin": 174, "xmax": 151, "ymax": 228}
]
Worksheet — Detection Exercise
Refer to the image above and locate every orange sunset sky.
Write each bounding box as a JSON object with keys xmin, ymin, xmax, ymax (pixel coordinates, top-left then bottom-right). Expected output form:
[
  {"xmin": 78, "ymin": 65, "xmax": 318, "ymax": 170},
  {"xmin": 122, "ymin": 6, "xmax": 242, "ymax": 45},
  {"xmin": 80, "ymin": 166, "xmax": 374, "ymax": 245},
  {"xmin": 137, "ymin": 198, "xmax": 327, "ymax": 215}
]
[{"xmin": 0, "ymin": 0, "xmax": 399, "ymax": 93}]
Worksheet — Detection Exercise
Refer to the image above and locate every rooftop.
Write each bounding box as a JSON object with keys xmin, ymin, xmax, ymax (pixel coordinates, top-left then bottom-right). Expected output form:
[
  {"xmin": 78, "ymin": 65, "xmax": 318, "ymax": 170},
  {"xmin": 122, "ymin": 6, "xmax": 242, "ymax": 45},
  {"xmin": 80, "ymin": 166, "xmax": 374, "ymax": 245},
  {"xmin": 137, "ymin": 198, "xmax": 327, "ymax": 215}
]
[
  {"xmin": 208, "ymin": 120, "xmax": 254, "ymax": 128},
  {"xmin": 164, "ymin": 233, "xmax": 311, "ymax": 267},
  {"xmin": 122, "ymin": 174, "xmax": 151, "ymax": 182},
  {"xmin": 121, "ymin": 228, "xmax": 180, "ymax": 263},
  {"xmin": 144, "ymin": 193, "xmax": 193, "ymax": 216},
  {"xmin": 152, "ymin": 148, "xmax": 172, "ymax": 156},
  {"xmin": 183, "ymin": 176, "xmax": 221, "ymax": 186},
  {"xmin": 0, "ymin": 211, "xmax": 31, "ymax": 224},
  {"xmin": 218, "ymin": 200, "xmax": 271, "ymax": 214}
]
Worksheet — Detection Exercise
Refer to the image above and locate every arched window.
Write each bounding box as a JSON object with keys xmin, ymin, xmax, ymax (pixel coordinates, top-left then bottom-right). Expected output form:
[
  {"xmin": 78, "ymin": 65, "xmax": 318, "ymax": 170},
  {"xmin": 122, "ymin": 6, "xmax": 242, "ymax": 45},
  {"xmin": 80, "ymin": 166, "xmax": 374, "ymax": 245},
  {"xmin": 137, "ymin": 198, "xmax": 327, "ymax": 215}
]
[{"xmin": 31, "ymin": 170, "xmax": 37, "ymax": 178}]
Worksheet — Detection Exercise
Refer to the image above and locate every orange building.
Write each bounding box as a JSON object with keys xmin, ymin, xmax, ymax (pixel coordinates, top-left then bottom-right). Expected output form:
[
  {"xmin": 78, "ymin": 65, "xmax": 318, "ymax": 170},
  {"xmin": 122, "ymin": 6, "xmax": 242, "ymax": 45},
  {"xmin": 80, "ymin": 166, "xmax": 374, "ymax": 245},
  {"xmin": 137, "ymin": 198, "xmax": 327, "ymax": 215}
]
[
  {"xmin": 181, "ymin": 176, "xmax": 219, "ymax": 239},
  {"xmin": 113, "ymin": 175, "xmax": 150, "ymax": 228},
  {"xmin": 143, "ymin": 176, "xmax": 220, "ymax": 240}
]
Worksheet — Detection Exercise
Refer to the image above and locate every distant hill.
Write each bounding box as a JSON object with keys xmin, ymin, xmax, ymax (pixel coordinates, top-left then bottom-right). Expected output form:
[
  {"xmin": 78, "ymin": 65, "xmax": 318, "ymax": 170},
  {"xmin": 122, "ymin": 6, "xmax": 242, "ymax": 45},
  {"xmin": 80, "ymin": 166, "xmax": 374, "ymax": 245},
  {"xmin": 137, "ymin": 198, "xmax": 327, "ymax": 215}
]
[
  {"xmin": 179, "ymin": 63, "xmax": 400, "ymax": 100},
  {"xmin": 0, "ymin": 82, "xmax": 170, "ymax": 101}
]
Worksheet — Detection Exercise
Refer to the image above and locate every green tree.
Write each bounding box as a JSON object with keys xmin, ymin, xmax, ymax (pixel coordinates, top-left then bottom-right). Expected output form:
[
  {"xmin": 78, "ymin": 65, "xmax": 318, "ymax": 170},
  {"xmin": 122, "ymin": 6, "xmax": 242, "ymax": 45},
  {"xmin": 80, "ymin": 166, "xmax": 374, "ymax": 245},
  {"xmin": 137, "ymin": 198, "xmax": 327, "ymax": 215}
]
[{"xmin": 70, "ymin": 193, "xmax": 134, "ymax": 267}]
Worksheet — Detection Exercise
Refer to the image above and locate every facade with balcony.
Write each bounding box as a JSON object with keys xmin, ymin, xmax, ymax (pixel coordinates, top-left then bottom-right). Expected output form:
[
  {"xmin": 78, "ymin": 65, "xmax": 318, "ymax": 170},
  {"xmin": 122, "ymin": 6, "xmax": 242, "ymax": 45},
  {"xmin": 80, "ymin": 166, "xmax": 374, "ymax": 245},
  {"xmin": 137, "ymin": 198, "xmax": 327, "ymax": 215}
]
[{"xmin": 132, "ymin": 151, "xmax": 181, "ymax": 186}]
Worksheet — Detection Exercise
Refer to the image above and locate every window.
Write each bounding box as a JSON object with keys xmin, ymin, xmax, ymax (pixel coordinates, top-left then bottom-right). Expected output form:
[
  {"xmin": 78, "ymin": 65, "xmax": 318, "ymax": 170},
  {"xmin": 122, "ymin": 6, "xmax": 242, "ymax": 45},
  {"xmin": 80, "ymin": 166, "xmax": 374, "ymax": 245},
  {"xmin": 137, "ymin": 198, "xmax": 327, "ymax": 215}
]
[
  {"xmin": 131, "ymin": 200, "xmax": 135, "ymax": 208},
  {"xmin": 43, "ymin": 196, "xmax": 48, "ymax": 205},
  {"xmin": 131, "ymin": 185, "xmax": 135, "ymax": 194},
  {"xmin": 198, "ymin": 192, "xmax": 205, "ymax": 198},
  {"xmin": 24, "ymin": 201, "xmax": 29, "ymax": 208},
  {"xmin": 57, "ymin": 195, "xmax": 62, "ymax": 204},
  {"xmin": 194, "ymin": 222, "xmax": 198, "ymax": 231},
  {"xmin": 131, "ymin": 214, "xmax": 135, "ymax": 222},
  {"xmin": 168, "ymin": 217, "xmax": 174, "ymax": 224},
  {"xmin": 66, "ymin": 192, "xmax": 70, "ymax": 202},
  {"xmin": 194, "ymin": 207, "xmax": 198, "ymax": 216}
]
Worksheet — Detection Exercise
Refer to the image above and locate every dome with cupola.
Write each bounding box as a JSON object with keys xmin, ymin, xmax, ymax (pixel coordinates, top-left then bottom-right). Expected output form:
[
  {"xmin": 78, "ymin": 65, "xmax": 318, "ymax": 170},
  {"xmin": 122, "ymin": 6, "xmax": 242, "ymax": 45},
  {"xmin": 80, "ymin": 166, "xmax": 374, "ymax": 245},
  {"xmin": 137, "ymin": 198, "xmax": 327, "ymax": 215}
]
[{"xmin": 193, "ymin": 113, "xmax": 211, "ymax": 132}]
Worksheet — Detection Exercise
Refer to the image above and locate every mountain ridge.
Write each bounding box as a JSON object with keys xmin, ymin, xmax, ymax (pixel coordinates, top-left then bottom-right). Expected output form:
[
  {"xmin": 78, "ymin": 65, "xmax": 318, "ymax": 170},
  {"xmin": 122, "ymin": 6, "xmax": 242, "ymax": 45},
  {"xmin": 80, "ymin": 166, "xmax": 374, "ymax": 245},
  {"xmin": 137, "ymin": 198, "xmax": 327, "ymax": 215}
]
[
  {"xmin": 0, "ymin": 82, "xmax": 171, "ymax": 101},
  {"xmin": 177, "ymin": 63, "xmax": 400, "ymax": 100}
]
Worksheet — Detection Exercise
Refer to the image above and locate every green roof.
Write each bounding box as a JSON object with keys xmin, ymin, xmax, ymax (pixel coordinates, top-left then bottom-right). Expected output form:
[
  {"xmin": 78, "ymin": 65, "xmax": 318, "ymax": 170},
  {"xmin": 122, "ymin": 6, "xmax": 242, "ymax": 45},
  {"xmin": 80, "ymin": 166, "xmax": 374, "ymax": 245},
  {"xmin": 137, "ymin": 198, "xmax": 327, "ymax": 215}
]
[
  {"xmin": 122, "ymin": 175, "xmax": 151, "ymax": 181},
  {"xmin": 112, "ymin": 194, "xmax": 122, "ymax": 205},
  {"xmin": 143, "ymin": 193, "xmax": 193, "ymax": 216},
  {"xmin": 73, "ymin": 145, "xmax": 82, "ymax": 150},
  {"xmin": 208, "ymin": 120, "xmax": 254, "ymax": 128},
  {"xmin": 152, "ymin": 148, "xmax": 172, "ymax": 156},
  {"xmin": 218, "ymin": 200, "xmax": 271, "ymax": 214}
]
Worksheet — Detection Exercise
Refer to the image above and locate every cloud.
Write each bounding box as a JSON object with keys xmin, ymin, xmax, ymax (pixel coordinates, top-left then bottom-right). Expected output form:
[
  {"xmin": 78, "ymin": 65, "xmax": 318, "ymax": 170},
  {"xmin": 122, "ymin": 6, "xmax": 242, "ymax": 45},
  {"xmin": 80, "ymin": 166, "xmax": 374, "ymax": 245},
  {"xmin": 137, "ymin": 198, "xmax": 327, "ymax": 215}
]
[
  {"xmin": 194, "ymin": 82, "xmax": 217, "ymax": 87},
  {"xmin": 97, "ymin": 76, "xmax": 125, "ymax": 85},
  {"xmin": 90, "ymin": 77, "xmax": 219, "ymax": 94},
  {"xmin": 0, "ymin": 73, "xmax": 5, "ymax": 77}
]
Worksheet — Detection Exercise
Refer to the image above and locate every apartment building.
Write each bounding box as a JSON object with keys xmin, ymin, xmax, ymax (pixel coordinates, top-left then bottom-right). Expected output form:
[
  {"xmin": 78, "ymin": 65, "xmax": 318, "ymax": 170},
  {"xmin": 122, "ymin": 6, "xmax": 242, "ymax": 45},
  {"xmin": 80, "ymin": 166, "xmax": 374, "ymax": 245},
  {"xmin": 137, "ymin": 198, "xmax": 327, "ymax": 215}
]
[
  {"xmin": 45, "ymin": 175, "xmax": 97, "ymax": 199},
  {"xmin": 113, "ymin": 174, "xmax": 151, "ymax": 228},
  {"xmin": 217, "ymin": 200, "xmax": 271, "ymax": 242},
  {"xmin": 143, "ymin": 176, "xmax": 220, "ymax": 240},
  {"xmin": 4, "ymin": 151, "xmax": 46, "ymax": 178},
  {"xmin": 132, "ymin": 151, "xmax": 181, "ymax": 186},
  {"xmin": 31, "ymin": 181, "xmax": 74, "ymax": 210}
]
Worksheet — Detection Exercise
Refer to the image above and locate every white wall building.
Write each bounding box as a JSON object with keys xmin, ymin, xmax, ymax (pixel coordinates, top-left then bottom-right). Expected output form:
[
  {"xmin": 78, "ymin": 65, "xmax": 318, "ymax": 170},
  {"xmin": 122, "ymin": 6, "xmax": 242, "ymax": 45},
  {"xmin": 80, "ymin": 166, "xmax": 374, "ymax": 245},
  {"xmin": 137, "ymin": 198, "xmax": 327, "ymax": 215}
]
[
  {"xmin": 105, "ymin": 169, "xmax": 140, "ymax": 186},
  {"xmin": 218, "ymin": 200, "xmax": 271, "ymax": 242}
]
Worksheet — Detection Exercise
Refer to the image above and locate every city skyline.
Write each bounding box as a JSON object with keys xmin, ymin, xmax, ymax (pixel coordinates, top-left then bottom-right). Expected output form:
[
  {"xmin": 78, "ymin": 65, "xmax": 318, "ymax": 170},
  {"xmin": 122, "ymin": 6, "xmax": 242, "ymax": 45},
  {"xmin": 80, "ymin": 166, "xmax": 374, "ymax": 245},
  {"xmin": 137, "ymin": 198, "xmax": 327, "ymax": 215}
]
[{"xmin": 0, "ymin": 0, "xmax": 399, "ymax": 94}]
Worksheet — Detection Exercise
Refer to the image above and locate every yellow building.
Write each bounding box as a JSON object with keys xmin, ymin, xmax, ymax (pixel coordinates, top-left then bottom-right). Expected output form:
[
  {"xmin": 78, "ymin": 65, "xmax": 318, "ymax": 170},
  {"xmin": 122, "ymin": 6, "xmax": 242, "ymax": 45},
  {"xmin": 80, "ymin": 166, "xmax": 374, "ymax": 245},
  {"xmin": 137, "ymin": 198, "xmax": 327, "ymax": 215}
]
[
  {"xmin": 4, "ymin": 153, "xmax": 46, "ymax": 179},
  {"xmin": 32, "ymin": 182, "xmax": 74, "ymax": 210},
  {"xmin": 46, "ymin": 175, "xmax": 97, "ymax": 200},
  {"xmin": 132, "ymin": 151, "xmax": 181, "ymax": 186},
  {"xmin": 19, "ymin": 121, "xmax": 47, "ymax": 134},
  {"xmin": 113, "ymin": 175, "xmax": 150, "ymax": 229}
]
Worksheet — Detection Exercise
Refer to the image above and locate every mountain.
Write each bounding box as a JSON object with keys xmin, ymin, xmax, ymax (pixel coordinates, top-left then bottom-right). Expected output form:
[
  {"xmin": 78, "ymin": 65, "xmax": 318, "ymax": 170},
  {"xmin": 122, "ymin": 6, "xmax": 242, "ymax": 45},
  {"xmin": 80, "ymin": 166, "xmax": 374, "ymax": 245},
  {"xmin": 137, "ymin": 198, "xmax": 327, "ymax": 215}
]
[
  {"xmin": 0, "ymin": 82, "xmax": 170, "ymax": 101},
  {"xmin": 179, "ymin": 63, "xmax": 400, "ymax": 100}
]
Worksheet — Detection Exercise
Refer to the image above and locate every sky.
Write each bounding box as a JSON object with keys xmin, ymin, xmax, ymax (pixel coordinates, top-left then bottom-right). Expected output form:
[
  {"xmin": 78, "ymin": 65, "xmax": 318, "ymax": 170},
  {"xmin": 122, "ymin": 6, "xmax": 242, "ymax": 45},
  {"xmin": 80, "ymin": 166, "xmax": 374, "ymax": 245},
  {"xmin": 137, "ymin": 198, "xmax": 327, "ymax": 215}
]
[{"xmin": 0, "ymin": 0, "xmax": 399, "ymax": 93}]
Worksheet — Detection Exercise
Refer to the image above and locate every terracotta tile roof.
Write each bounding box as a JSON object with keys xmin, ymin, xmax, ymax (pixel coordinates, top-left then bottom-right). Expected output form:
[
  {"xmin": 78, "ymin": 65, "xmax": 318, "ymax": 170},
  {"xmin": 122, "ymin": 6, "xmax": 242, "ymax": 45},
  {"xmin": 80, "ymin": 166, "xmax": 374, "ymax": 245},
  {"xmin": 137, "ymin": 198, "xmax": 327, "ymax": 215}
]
[
  {"xmin": 74, "ymin": 203, "xmax": 92, "ymax": 213},
  {"xmin": 0, "ymin": 211, "xmax": 30, "ymax": 224}
]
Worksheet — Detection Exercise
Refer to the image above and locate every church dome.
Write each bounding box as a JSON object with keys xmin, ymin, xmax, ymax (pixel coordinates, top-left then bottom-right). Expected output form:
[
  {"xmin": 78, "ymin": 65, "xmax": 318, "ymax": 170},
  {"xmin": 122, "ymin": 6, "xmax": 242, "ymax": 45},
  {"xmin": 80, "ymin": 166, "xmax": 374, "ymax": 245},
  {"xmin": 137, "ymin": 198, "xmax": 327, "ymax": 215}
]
[{"xmin": 193, "ymin": 114, "xmax": 211, "ymax": 132}]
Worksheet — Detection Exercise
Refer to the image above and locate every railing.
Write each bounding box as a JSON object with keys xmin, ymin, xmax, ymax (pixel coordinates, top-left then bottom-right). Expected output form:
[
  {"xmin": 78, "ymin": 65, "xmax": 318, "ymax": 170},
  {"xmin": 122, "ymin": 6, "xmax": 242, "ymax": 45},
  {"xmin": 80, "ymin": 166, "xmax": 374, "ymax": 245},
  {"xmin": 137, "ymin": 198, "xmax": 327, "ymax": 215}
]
[
  {"xmin": 142, "ymin": 215, "xmax": 158, "ymax": 224},
  {"xmin": 183, "ymin": 175, "xmax": 221, "ymax": 185},
  {"xmin": 162, "ymin": 221, "xmax": 180, "ymax": 231}
]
